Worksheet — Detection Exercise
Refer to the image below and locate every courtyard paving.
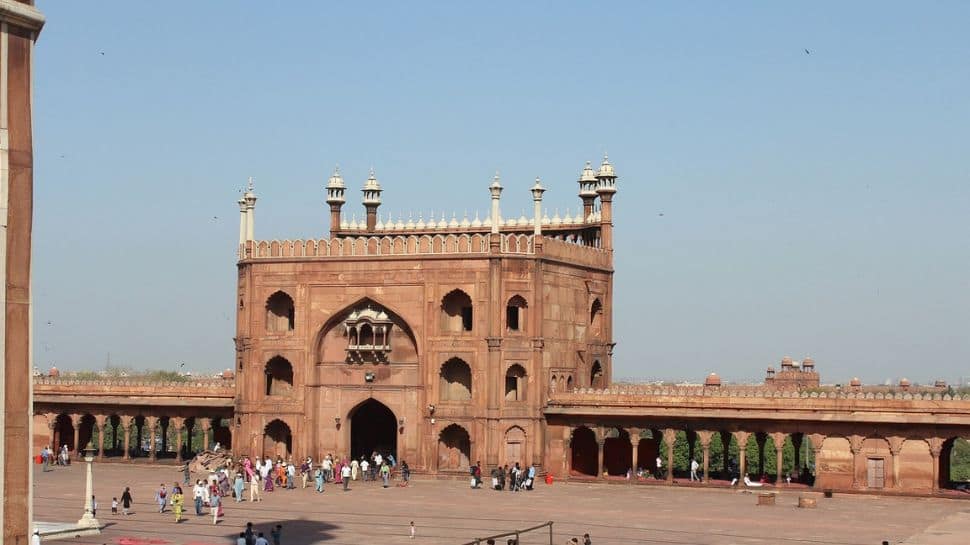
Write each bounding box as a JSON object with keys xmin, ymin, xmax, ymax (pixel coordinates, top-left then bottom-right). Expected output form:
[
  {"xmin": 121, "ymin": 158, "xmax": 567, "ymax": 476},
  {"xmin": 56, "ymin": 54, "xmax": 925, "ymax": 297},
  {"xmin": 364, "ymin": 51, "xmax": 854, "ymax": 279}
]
[{"xmin": 33, "ymin": 463, "xmax": 969, "ymax": 545}]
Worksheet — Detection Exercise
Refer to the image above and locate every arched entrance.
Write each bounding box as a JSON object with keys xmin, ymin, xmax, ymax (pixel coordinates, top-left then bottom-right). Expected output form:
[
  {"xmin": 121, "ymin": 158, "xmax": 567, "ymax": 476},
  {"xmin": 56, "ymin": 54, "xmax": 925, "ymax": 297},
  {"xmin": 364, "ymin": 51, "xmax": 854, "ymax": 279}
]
[
  {"xmin": 570, "ymin": 426, "xmax": 598, "ymax": 476},
  {"xmin": 349, "ymin": 399, "xmax": 397, "ymax": 461},
  {"xmin": 438, "ymin": 424, "xmax": 471, "ymax": 471}
]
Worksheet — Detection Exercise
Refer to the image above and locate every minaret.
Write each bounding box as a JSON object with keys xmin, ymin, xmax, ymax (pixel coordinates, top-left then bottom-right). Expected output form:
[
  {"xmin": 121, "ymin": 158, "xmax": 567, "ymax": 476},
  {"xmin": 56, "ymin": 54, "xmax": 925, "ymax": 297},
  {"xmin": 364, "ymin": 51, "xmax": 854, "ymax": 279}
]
[
  {"xmin": 244, "ymin": 176, "xmax": 257, "ymax": 242},
  {"xmin": 237, "ymin": 197, "xmax": 247, "ymax": 251},
  {"xmin": 595, "ymin": 155, "xmax": 617, "ymax": 250},
  {"xmin": 325, "ymin": 166, "xmax": 346, "ymax": 234},
  {"xmin": 578, "ymin": 161, "xmax": 598, "ymax": 221},
  {"xmin": 531, "ymin": 177, "xmax": 545, "ymax": 235},
  {"xmin": 362, "ymin": 168, "xmax": 383, "ymax": 232},
  {"xmin": 489, "ymin": 172, "xmax": 503, "ymax": 234}
]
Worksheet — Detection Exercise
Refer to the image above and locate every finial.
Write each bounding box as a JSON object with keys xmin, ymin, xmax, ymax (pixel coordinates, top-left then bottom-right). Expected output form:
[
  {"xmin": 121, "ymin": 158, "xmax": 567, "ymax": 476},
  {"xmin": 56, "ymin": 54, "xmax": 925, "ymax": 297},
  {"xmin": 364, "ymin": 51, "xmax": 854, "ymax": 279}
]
[{"xmin": 247, "ymin": 176, "xmax": 255, "ymax": 192}]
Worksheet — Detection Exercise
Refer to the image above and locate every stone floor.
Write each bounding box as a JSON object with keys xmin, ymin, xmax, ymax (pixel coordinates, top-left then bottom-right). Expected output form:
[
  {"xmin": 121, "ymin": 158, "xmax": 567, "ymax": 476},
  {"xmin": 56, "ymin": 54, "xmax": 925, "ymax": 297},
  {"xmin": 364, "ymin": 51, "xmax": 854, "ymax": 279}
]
[{"xmin": 33, "ymin": 464, "xmax": 969, "ymax": 545}]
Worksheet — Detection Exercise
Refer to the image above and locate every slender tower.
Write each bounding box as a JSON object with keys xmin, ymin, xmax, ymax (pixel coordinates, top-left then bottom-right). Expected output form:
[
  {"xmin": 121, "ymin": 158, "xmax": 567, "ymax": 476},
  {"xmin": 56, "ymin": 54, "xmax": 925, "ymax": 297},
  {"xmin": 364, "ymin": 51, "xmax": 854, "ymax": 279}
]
[
  {"xmin": 325, "ymin": 166, "xmax": 346, "ymax": 234},
  {"xmin": 244, "ymin": 177, "xmax": 257, "ymax": 243},
  {"xmin": 595, "ymin": 155, "xmax": 617, "ymax": 250},
  {"xmin": 362, "ymin": 168, "xmax": 382, "ymax": 232},
  {"xmin": 578, "ymin": 161, "xmax": 598, "ymax": 221},
  {"xmin": 1, "ymin": 2, "xmax": 45, "ymax": 543},
  {"xmin": 237, "ymin": 197, "xmax": 247, "ymax": 256},
  {"xmin": 531, "ymin": 177, "xmax": 545, "ymax": 235}
]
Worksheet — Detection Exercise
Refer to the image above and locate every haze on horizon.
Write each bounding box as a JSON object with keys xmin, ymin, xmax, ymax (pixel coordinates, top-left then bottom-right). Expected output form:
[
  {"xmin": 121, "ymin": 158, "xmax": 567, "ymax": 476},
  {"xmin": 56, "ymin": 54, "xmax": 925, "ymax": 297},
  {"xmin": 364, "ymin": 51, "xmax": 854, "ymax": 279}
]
[{"xmin": 31, "ymin": 2, "xmax": 970, "ymax": 385}]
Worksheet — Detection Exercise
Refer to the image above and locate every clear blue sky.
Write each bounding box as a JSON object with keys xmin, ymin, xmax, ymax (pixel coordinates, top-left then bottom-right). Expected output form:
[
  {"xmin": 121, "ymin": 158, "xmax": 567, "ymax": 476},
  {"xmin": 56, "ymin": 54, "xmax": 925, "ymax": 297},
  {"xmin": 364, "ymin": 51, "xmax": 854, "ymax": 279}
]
[{"xmin": 32, "ymin": 1, "xmax": 970, "ymax": 384}]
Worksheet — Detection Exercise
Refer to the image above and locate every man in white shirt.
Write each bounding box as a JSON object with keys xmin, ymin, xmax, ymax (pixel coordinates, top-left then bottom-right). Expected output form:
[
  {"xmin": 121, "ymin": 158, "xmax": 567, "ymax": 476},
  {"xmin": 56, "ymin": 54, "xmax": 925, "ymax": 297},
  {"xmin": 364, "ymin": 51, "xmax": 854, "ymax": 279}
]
[
  {"xmin": 655, "ymin": 456, "xmax": 663, "ymax": 479},
  {"xmin": 341, "ymin": 463, "xmax": 352, "ymax": 491},
  {"xmin": 193, "ymin": 480, "xmax": 206, "ymax": 515},
  {"xmin": 322, "ymin": 456, "xmax": 333, "ymax": 482},
  {"xmin": 690, "ymin": 458, "xmax": 700, "ymax": 481},
  {"xmin": 254, "ymin": 532, "xmax": 270, "ymax": 545},
  {"xmin": 360, "ymin": 459, "xmax": 370, "ymax": 481},
  {"xmin": 236, "ymin": 533, "xmax": 247, "ymax": 545}
]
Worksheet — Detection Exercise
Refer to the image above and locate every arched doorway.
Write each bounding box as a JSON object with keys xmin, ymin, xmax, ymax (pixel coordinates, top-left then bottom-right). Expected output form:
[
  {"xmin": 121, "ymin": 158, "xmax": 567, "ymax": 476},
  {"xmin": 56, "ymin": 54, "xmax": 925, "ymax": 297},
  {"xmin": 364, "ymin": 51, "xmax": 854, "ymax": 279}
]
[
  {"xmin": 603, "ymin": 427, "xmax": 632, "ymax": 476},
  {"xmin": 349, "ymin": 399, "xmax": 397, "ymax": 461},
  {"xmin": 570, "ymin": 426, "xmax": 598, "ymax": 476},
  {"xmin": 504, "ymin": 426, "xmax": 526, "ymax": 466},
  {"xmin": 54, "ymin": 414, "xmax": 74, "ymax": 453},
  {"xmin": 590, "ymin": 361, "xmax": 604, "ymax": 389},
  {"xmin": 263, "ymin": 419, "xmax": 292, "ymax": 459}
]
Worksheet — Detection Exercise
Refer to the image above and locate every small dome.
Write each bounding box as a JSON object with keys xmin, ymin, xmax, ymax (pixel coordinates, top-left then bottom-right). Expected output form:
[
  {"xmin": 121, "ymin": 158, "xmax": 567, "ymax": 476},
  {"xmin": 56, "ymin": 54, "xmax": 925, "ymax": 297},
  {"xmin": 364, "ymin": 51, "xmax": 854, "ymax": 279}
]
[
  {"xmin": 326, "ymin": 167, "xmax": 345, "ymax": 189},
  {"xmin": 781, "ymin": 356, "xmax": 793, "ymax": 367},
  {"xmin": 339, "ymin": 216, "xmax": 349, "ymax": 229},
  {"xmin": 471, "ymin": 212, "xmax": 482, "ymax": 228},
  {"xmin": 596, "ymin": 154, "xmax": 616, "ymax": 178},
  {"xmin": 551, "ymin": 210, "xmax": 562, "ymax": 225},
  {"xmin": 375, "ymin": 216, "xmax": 385, "ymax": 230},
  {"xmin": 802, "ymin": 357, "xmax": 815, "ymax": 368},
  {"xmin": 541, "ymin": 211, "xmax": 551, "ymax": 226},
  {"xmin": 449, "ymin": 213, "xmax": 460, "ymax": 229},
  {"xmin": 438, "ymin": 212, "xmax": 448, "ymax": 229},
  {"xmin": 394, "ymin": 216, "xmax": 405, "ymax": 230},
  {"xmin": 580, "ymin": 161, "xmax": 597, "ymax": 183},
  {"xmin": 460, "ymin": 212, "xmax": 470, "ymax": 228},
  {"xmin": 766, "ymin": 366, "xmax": 775, "ymax": 373},
  {"xmin": 363, "ymin": 168, "xmax": 381, "ymax": 191},
  {"xmin": 562, "ymin": 210, "xmax": 573, "ymax": 224},
  {"xmin": 48, "ymin": 366, "xmax": 60, "ymax": 378},
  {"xmin": 704, "ymin": 372, "xmax": 721, "ymax": 387},
  {"xmin": 934, "ymin": 379, "xmax": 947, "ymax": 388},
  {"xmin": 405, "ymin": 214, "xmax": 415, "ymax": 230},
  {"xmin": 222, "ymin": 368, "xmax": 235, "ymax": 380},
  {"xmin": 505, "ymin": 216, "xmax": 515, "ymax": 226},
  {"xmin": 850, "ymin": 377, "xmax": 861, "ymax": 387},
  {"xmin": 482, "ymin": 216, "xmax": 492, "ymax": 228},
  {"xmin": 517, "ymin": 211, "xmax": 528, "ymax": 226},
  {"xmin": 415, "ymin": 214, "xmax": 426, "ymax": 230},
  {"xmin": 899, "ymin": 378, "xmax": 911, "ymax": 387}
]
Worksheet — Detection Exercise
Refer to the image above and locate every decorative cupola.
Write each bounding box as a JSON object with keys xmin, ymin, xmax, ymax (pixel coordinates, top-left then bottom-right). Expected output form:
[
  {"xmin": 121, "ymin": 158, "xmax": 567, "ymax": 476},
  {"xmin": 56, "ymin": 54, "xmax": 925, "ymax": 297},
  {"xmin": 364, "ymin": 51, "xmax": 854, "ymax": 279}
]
[
  {"xmin": 362, "ymin": 168, "xmax": 383, "ymax": 232},
  {"xmin": 595, "ymin": 154, "xmax": 617, "ymax": 250},
  {"xmin": 578, "ymin": 161, "xmax": 598, "ymax": 220},
  {"xmin": 325, "ymin": 166, "xmax": 346, "ymax": 234}
]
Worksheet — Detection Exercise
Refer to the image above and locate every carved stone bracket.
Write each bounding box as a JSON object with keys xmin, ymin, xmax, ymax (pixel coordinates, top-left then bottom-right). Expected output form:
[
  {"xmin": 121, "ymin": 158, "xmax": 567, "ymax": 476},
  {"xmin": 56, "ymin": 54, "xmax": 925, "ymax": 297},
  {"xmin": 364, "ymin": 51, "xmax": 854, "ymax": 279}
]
[
  {"xmin": 531, "ymin": 337, "xmax": 544, "ymax": 351},
  {"xmin": 486, "ymin": 337, "xmax": 502, "ymax": 351}
]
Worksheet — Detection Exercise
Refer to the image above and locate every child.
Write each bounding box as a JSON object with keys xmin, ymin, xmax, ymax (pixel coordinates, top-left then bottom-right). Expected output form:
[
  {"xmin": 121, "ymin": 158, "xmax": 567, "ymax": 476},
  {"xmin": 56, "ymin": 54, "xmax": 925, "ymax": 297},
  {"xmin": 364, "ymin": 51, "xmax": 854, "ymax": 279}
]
[
  {"xmin": 409, "ymin": 521, "xmax": 416, "ymax": 540},
  {"xmin": 111, "ymin": 497, "xmax": 118, "ymax": 515},
  {"xmin": 271, "ymin": 524, "xmax": 282, "ymax": 545}
]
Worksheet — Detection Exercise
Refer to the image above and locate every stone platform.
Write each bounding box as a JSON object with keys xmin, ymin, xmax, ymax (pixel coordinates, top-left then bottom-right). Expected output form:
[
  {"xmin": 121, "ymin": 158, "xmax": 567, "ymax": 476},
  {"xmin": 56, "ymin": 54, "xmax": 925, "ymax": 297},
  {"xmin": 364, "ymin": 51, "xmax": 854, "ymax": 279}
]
[{"xmin": 33, "ymin": 464, "xmax": 968, "ymax": 544}]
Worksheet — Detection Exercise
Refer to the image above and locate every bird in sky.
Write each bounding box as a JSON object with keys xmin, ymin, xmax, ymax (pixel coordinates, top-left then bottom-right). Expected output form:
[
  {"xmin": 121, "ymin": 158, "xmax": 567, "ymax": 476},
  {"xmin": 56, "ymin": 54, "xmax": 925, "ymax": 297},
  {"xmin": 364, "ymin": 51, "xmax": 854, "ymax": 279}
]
[
  {"xmin": 804, "ymin": 49, "xmax": 811, "ymax": 55},
  {"xmin": 99, "ymin": 51, "xmax": 105, "ymax": 56}
]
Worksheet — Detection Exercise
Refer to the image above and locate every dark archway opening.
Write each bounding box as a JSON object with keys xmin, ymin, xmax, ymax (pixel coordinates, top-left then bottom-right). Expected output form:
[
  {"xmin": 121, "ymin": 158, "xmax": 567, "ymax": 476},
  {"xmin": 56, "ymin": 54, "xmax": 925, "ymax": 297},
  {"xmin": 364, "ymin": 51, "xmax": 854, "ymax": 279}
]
[
  {"xmin": 603, "ymin": 427, "xmax": 632, "ymax": 476},
  {"xmin": 350, "ymin": 399, "xmax": 397, "ymax": 461},
  {"xmin": 54, "ymin": 413, "xmax": 74, "ymax": 454},
  {"xmin": 264, "ymin": 419, "xmax": 292, "ymax": 459},
  {"xmin": 438, "ymin": 424, "xmax": 471, "ymax": 471},
  {"xmin": 590, "ymin": 361, "xmax": 604, "ymax": 389},
  {"xmin": 570, "ymin": 426, "xmax": 598, "ymax": 476}
]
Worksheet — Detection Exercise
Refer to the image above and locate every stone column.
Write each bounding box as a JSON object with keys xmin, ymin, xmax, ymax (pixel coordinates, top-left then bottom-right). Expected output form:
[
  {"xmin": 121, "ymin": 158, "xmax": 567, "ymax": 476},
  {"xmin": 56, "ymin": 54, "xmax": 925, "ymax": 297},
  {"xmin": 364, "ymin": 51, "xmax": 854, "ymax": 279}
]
[
  {"xmin": 629, "ymin": 429, "xmax": 641, "ymax": 483},
  {"xmin": 120, "ymin": 416, "xmax": 133, "ymax": 461},
  {"xmin": 696, "ymin": 431, "xmax": 713, "ymax": 483},
  {"xmin": 145, "ymin": 416, "xmax": 159, "ymax": 462},
  {"xmin": 45, "ymin": 413, "xmax": 57, "ymax": 451},
  {"xmin": 200, "ymin": 418, "xmax": 212, "ymax": 451},
  {"xmin": 172, "ymin": 417, "xmax": 185, "ymax": 463},
  {"xmin": 927, "ymin": 437, "xmax": 943, "ymax": 493},
  {"xmin": 76, "ymin": 445, "xmax": 99, "ymax": 528},
  {"xmin": 888, "ymin": 436, "xmax": 904, "ymax": 489},
  {"xmin": 95, "ymin": 415, "xmax": 107, "ymax": 461},
  {"xmin": 663, "ymin": 428, "xmax": 676, "ymax": 484},
  {"xmin": 71, "ymin": 414, "xmax": 81, "ymax": 458},
  {"xmin": 733, "ymin": 431, "xmax": 751, "ymax": 480},
  {"xmin": 596, "ymin": 436, "xmax": 605, "ymax": 479},
  {"xmin": 808, "ymin": 433, "xmax": 825, "ymax": 484},
  {"xmin": 848, "ymin": 435, "xmax": 865, "ymax": 489},
  {"xmin": 770, "ymin": 432, "xmax": 786, "ymax": 485}
]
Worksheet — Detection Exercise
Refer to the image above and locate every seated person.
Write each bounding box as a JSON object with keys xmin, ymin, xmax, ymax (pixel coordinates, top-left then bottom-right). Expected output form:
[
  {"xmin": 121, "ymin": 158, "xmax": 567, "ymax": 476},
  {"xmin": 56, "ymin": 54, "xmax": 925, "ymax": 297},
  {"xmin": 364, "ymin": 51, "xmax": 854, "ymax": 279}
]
[{"xmin": 743, "ymin": 475, "xmax": 764, "ymax": 487}]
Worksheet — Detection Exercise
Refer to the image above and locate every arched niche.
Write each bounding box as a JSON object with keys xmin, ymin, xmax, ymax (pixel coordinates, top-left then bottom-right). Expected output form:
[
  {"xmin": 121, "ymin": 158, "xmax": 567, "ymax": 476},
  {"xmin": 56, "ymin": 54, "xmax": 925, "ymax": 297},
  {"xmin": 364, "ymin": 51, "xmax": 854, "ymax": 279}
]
[{"xmin": 315, "ymin": 297, "xmax": 419, "ymax": 365}]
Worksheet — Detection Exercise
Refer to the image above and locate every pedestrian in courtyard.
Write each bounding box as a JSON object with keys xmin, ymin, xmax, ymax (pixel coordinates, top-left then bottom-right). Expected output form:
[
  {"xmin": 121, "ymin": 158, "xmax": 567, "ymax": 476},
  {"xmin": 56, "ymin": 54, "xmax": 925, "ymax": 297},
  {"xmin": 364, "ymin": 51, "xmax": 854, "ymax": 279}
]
[
  {"xmin": 236, "ymin": 533, "xmax": 246, "ymax": 545},
  {"xmin": 41, "ymin": 445, "xmax": 51, "ymax": 472},
  {"xmin": 409, "ymin": 521, "xmax": 415, "ymax": 540},
  {"xmin": 286, "ymin": 461, "xmax": 296, "ymax": 489},
  {"xmin": 690, "ymin": 458, "xmax": 699, "ymax": 482},
  {"xmin": 301, "ymin": 458, "xmax": 310, "ymax": 488},
  {"xmin": 234, "ymin": 472, "xmax": 245, "ymax": 501},
  {"xmin": 155, "ymin": 484, "xmax": 167, "ymax": 513},
  {"xmin": 182, "ymin": 462, "xmax": 191, "ymax": 484},
  {"xmin": 210, "ymin": 489, "xmax": 221, "ymax": 525},
  {"xmin": 171, "ymin": 488, "xmax": 184, "ymax": 522},
  {"xmin": 401, "ymin": 460, "xmax": 410, "ymax": 483},
  {"xmin": 341, "ymin": 462, "xmax": 352, "ymax": 491},
  {"xmin": 358, "ymin": 457, "xmax": 367, "ymax": 481},
  {"xmin": 271, "ymin": 524, "xmax": 283, "ymax": 545},
  {"xmin": 583, "ymin": 533, "xmax": 592, "ymax": 545},
  {"xmin": 380, "ymin": 460, "xmax": 391, "ymax": 487},
  {"xmin": 255, "ymin": 532, "xmax": 269, "ymax": 545},
  {"xmin": 193, "ymin": 480, "xmax": 205, "ymax": 515},
  {"xmin": 111, "ymin": 497, "xmax": 118, "ymax": 515},
  {"xmin": 244, "ymin": 522, "xmax": 256, "ymax": 545},
  {"xmin": 120, "ymin": 487, "xmax": 133, "ymax": 515},
  {"xmin": 250, "ymin": 473, "xmax": 262, "ymax": 502},
  {"xmin": 32, "ymin": 528, "xmax": 41, "ymax": 545},
  {"xmin": 314, "ymin": 466, "xmax": 325, "ymax": 492},
  {"xmin": 655, "ymin": 456, "xmax": 663, "ymax": 480}
]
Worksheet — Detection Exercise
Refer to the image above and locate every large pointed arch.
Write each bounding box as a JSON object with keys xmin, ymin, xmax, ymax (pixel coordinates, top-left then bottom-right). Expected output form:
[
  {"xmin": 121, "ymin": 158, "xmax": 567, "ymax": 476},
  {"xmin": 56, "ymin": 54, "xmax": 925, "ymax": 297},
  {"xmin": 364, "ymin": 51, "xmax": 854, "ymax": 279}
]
[
  {"xmin": 314, "ymin": 297, "xmax": 420, "ymax": 364},
  {"xmin": 347, "ymin": 398, "xmax": 398, "ymax": 461}
]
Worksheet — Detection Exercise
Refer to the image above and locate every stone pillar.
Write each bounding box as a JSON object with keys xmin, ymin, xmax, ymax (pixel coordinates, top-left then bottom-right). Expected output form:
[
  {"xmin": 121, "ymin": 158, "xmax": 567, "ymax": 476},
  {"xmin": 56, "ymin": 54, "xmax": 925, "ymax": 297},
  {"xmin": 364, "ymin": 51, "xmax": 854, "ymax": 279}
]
[
  {"xmin": 808, "ymin": 433, "xmax": 825, "ymax": 484},
  {"xmin": 200, "ymin": 418, "xmax": 212, "ymax": 451},
  {"xmin": 848, "ymin": 435, "xmax": 865, "ymax": 489},
  {"xmin": 45, "ymin": 413, "xmax": 56, "ymax": 451},
  {"xmin": 770, "ymin": 432, "xmax": 786, "ymax": 485},
  {"xmin": 1, "ymin": 5, "xmax": 45, "ymax": 541},
  {"xmin": 663, "ymin": 428, "xmax": 676, "ymax": 484},
  {"xmin": 145, "ymin": 417, "xmax": 158, "ymax": 462},
  {"xmin": 696, "ymin": 431, "xmax": 713, "ymax": 483},
  {"xmin": 629, "ymin": 429, "xmax": 641, "ymax": 483},
  {"xmin": 733, "ymin": 431, "xmax": 751, "ymax": 480},
  {"xmin": 120, "ymin": 416, "xmax": 133, "ymax": 461},
  {"xmin": 172, "ymin": 417, "xmax": 185, "ymax": 463},
  {"xmin": 596, "ymin": 436, "xmax": 605, "ymax": 479},
  {"xmin": 888, "ymin": 436, "xmax": 904, "ymax": 489},
  {"xmin": 76, "ymin": 445, "xmax": 99, "ymax": 528},
  {"xmin": 927, "ymin": 437, "xmax": 943, "ymax": 493},
  {"xmin": 95, "ymin": 415, "xmax": 107, "ymax": 461},
  {"xmin": 71, "ymin": 414, "xmax": 81, "ymax": 458}
]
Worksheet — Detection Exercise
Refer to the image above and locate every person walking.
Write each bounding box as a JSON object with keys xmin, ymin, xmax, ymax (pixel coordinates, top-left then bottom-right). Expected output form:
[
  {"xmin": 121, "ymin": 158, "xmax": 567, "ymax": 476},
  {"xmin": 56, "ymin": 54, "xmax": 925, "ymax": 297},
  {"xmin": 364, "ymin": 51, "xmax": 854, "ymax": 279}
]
[
  {"xmin": 120, "ymin": 487, "xmax": 133, "ymax": 515},
  {"xmin": 655, "ymin": 456, "xmax": 663, "ymax": 480},
  {"xmin": 286, "ymin": 461, "xmax": 296, "ymax": 489},
  {"xmin": 41, "ymin": 446, "xmax": 51, "ymax": 472},
  {"xmin": 409, "ymin": 521, "xmax": 416, "ymax": 540},
  {"xmin": 155, "ymin": 484, "xmax": 167, "ymax": 513},
  {"xmin": 210, "ymin": 490, "xmax": 221, "ymax": 525},
  {"xmin": 193, "ymin": 480, "xmax": 205, "ymax": 515},
  {"xmin": 690, "ymin": 458, "xmax": 700, "ymax": 482},
  {"xmin": 249, "ymin": 473, "xmax": 261, "ymax": 502},
  {"xmin": 271, "ymin": 524, "xmax": 283, "ymax": 545},
  {"xmin": 380, "ymin": 461, "xmax": 390, "ymax": 488},
  {"xmin": 233, "ymin": 472, "xmax": 245, "ymax": 502},
  {"xmin": 341, "ymin": 462, "xmax": 352, "ymax": 491},
  {"xmin": 171, "ymin": 488, "xmax": 184, "ymax": 523},
  {"xmin": 182, "ymin": 462, "xmax": 191, "ymax": 485},
  {"xmin": 314, "ymin": 466, "xmax": 325, "ymax": 493}
]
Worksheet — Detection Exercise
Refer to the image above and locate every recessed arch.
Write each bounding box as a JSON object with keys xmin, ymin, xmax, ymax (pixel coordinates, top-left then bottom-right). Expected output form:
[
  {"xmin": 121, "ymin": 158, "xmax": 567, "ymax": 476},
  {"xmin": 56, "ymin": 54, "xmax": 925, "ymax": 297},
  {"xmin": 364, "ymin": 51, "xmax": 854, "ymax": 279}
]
[
  {"xmin": 314, "ymin": 296, "xmax": 419, "ymax": 364},
  {"xmin": 590, "ymin": 360, "xmax": 604, "ymax": 389},
  {"xmin": 505, "ymin": 363, "xmax": 527, "ymax": 402},
  {"xmin": 590, "ymin": 298, "xmax": 603, "ymax": 336},
  {"xmin": 506, "ymin": 295, "xmax": 528, "ymax": 332},
  {"xmin": 504, "ymin": 425, "xmax": 526, "ymax": 465},
  {"xmin": 604, "ymin": 427, "xmax": 632, "ymax": 476},
  {"xmin": 264, "ymin": 356, "xmax": 294, "ymax": 396},
  {"xmin": 441, "ymin": 289, "xmax": 473, "ymax": 333},
  {"xmin": 438, "ymin": 423, "xmax": 471, "ymax": 471},
  {"xmin": 266, "ymin": 291, "xmax": 295, "ymax": 332},
  {"xmin": 440, "ymin": 358, "xmax": 472, "ymax": 401},
  {"xmin": 570, "ymin": 426, "xmax": 597, "ymax": 476},
  {"xmin": 263, "ymin": 419, "xmax": 292, "ymax": 459}
]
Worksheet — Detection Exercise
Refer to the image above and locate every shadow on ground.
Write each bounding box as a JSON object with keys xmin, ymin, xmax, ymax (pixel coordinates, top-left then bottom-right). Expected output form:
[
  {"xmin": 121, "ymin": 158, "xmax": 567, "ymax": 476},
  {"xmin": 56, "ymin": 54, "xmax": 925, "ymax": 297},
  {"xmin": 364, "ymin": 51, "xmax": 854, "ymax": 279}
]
[{"xmin": 220, "ymin": 519, "xmax": 339, "ymax": 545}]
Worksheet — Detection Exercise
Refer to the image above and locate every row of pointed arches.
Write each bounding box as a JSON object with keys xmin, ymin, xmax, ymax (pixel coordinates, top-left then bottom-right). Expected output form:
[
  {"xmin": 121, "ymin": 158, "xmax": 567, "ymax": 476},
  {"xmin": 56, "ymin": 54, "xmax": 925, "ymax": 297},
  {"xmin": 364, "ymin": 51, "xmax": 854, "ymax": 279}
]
[{"xmin": 439, "ymin": 358, "xmax": 528, "ymax": 402}]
